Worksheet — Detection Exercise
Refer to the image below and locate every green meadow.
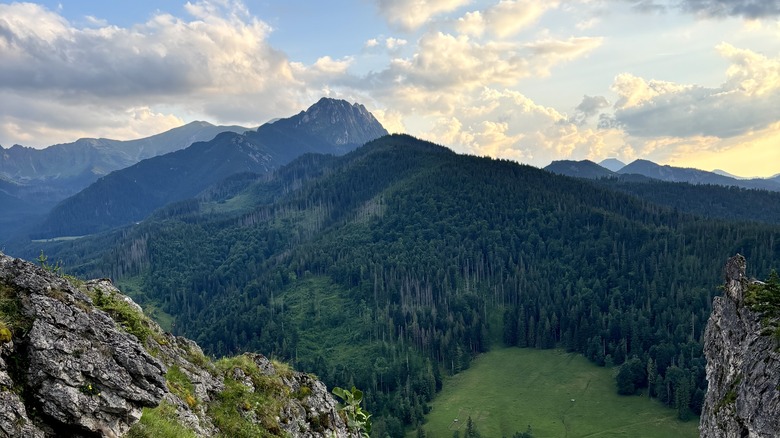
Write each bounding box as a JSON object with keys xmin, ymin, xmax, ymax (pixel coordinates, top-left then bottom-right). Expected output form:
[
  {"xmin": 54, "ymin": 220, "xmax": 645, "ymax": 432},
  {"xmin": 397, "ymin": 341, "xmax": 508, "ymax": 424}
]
[{"xmin": 414, "ymin": 348, "xmax": 698, "ymax": 438}]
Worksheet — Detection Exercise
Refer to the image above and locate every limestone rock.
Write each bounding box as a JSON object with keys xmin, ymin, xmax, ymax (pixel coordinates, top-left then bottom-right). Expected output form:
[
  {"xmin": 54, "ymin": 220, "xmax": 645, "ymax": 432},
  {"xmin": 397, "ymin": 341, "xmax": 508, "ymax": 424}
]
[
  {"xmin": 0, "ymin": 252, "xmax": 360, "ymax": 437},
  {"xmin": 700, "ymin": 254, "xmax": 780, "ymax": 437},
  {"xmin": 0, "ymin": 254, "xmax": 166, "ymax": 437}
]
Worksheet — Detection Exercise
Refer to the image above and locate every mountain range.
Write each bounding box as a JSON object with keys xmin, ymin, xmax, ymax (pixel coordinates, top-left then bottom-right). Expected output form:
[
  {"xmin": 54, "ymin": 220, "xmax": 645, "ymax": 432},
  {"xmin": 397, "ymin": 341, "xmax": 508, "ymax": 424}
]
[
  {"xmin": 19, "ymin": 133, "xmax": 780, "ymax": 435},
  {"xmin": 0, "ymin": 121, "xmax": 251, "ymax": 243},
  {"xmin": 30, "ymin": 98, "xmax": 387, "ymax": 238},
  {"xmin": 0, "ymin": 121, "xmax": 250, "ymax": 198},
  {"xmin": 545, "ymin": 158, "xmax": 780, "ymax": 192}
]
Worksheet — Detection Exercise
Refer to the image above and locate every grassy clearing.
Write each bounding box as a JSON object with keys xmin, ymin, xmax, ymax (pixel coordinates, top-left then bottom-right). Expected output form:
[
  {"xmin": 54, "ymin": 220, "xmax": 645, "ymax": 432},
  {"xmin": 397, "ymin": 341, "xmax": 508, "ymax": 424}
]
[{"xmin": 415, "ymin": 348, "xmax": 698, "ymax": 438}]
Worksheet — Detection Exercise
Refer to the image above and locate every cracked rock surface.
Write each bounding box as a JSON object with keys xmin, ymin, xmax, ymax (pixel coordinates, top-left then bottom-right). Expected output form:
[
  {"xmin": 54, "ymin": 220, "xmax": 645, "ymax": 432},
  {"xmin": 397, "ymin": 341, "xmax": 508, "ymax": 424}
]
[
  {"xmin": 700, "ymin": 255, "xmax": 780, "ymax": 438},
  {"xmin": 0, "ymin": 252, "xmax": 357, "ymax": 437}
]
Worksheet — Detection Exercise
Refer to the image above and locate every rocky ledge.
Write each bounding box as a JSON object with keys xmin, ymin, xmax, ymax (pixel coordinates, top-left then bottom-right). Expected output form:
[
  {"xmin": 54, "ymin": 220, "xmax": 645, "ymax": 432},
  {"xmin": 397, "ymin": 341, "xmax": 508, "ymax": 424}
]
[
  {"xmin": 0, "ymin": 252, "xmax": 357, "ymax": 437},
  {"xmin": 700, "ymin": 255, "xmax": 780, "ymax": 437}
]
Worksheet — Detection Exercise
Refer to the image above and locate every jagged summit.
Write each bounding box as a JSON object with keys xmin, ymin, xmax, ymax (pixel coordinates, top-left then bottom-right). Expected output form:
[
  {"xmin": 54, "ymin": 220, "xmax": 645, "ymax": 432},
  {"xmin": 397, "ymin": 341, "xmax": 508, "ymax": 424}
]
[{"xmin": 268, "ymin": 97, "xmax": 388, "ymax": 146}]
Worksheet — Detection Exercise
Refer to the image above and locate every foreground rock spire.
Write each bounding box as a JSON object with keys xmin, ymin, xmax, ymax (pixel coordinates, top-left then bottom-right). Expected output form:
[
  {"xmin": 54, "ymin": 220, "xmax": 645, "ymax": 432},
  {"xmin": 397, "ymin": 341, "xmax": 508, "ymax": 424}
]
[{"xmin": 700, "ymin": 254, "xmax": 780, "ymax": 437}]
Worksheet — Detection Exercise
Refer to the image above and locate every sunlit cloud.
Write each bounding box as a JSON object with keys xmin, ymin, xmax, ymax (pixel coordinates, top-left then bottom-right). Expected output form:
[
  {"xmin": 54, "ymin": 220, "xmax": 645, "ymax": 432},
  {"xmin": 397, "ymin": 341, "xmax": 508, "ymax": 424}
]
[
  {"xmin": 0, "ymin": 0, "xmax": 353, "ymax": 146},
  {"xmin": 457, "ymin": 0, "xmax": 560, "ymax": 38},
  {"xmin": 372, "ymin": 0, "xmax": 470, "ymax": 30}
]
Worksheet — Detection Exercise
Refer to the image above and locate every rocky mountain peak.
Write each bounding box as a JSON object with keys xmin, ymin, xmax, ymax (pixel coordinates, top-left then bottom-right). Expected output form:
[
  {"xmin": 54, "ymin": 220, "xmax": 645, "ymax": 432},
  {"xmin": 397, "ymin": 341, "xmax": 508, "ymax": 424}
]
[
  {"xmin": 274, "ymin": 97, "xmax": 388, "ymax": 146},
  {"xmin": 0, "ymin": 252, "xmax": 358, "ymax": 437},
  {"xmin": 699, "ymin": 254, "xmax": 780, "ymax": 437}
]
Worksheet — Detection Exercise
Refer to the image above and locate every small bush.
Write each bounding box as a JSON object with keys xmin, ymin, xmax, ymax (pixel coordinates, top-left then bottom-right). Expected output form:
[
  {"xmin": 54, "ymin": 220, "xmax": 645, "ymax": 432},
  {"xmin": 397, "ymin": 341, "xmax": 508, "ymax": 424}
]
[{"xmin": 0, "ymin": 323, "xmax": 11, "ymax": 343}]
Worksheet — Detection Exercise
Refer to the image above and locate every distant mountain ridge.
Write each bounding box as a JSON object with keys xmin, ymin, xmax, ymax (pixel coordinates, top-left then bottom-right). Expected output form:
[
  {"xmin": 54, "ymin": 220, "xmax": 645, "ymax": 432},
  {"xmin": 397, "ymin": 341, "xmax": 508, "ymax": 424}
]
[
  {"xmin": 32, "ymin": 98, "xmax": 388, "ymax": 238},
  {"xmin": 545, "ymin": 158, "xmax": 780, "ymax": 192},
  {"xmin": 617, "ymin": 159, "xmax": 780, "ymax": 191},
  {"xmin": 0, "ymin": 122, "xmax": 251, "ymax": 243},
  {"xmin": 0, "ymin": 121, "xmax": 250, "ymax": 185}
]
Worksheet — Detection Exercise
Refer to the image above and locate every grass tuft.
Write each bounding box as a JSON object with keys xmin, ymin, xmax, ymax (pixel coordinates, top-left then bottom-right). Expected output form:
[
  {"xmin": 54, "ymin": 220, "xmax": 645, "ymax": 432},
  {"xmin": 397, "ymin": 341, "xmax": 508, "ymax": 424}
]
[{"xmin": 126, "ymin": 401, "xmax": 198, "ymax": 438}]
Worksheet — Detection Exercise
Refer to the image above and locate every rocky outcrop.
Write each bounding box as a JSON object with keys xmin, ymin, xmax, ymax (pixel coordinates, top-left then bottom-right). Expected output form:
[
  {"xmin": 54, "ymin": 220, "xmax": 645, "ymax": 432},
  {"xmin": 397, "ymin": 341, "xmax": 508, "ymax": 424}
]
[
  {"xmin": 0, "ymin": 252, "xmax": 357, "ymax": 437},
  {"xmin": 700, "ymin": 255, "xmax": 780, "ymax": 437}
]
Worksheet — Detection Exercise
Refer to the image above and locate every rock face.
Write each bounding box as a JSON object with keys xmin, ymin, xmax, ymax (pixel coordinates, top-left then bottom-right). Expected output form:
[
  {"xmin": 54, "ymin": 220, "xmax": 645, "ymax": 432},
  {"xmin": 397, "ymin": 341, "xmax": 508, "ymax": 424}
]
[
  {"xmin": 0, "ymin": 252, "xmax": 357, "ymax": 437},
  {"xmin": 700, "ymin": 255, "xmax": 780, "ymax": 437},
  {"xmin": 287, "ymin": 97, "xmax": 389, "ymax": 147}
]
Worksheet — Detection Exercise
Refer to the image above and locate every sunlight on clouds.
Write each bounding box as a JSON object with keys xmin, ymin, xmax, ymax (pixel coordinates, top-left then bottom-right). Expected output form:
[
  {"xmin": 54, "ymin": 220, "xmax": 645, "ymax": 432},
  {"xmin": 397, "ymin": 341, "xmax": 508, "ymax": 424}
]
[
  {"xmin": 611, "ymin": 44, "xmax": 780, "ymax": 142},
  {"xmin": 371, "ymin": 108, "xmax": 407, "ymax": 134},
  {"xmin": 457, "ymin": 0, "xmax": 560, "ymax": 38},
  {"xmin": 373, "ymin": 0, "xmax": 470, "ymax": 30},
  {"xmin": 413, "ymin": 87, "xmax": 629, "ymax": 167},
  {"xmin": 0, "ymin": 3, "xmax": 70, "ymax": 44},
  {"xmin": 0, "ymin": 103, "xmax": 183, "ymax": 148},
  {"xmin": 612, "ymin": 73, "xmax": 692, "ymax": 109},
  {"xmin": 524, "ymin": 37, "xmax": 604, "ymax": 76},
  {"xmin": 0, "ymin": 0, "xmax": 358, "ymax": 146},
  {"xmin": 380, "ymin": 32, "xmax": 601, "ymax": 91},
  {"xmin": 717, "ymin": 42, "xmax": 780, "ymax": 96}
]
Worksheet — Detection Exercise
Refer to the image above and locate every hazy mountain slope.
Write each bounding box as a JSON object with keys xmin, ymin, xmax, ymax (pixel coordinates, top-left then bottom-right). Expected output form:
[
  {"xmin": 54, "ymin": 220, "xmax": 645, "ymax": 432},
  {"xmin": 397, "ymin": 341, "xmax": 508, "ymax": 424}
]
[
  {"xmin": 32, "ymin": 98, "xmax": 387, "ymax": 238},
  {"xmin": 0, "ymin": 122, "xmax": 251, "ymax": 244},
  {"xmin": 33, "ymin": 132, "xmax": 273, "ymax": 237},
  {"xmin": 598, "ymin": 158, "xmax": 626, "ymax": 172},
  {"xmin": 0, "ymin": 121, "xmax": 249, "ymax": 184}
]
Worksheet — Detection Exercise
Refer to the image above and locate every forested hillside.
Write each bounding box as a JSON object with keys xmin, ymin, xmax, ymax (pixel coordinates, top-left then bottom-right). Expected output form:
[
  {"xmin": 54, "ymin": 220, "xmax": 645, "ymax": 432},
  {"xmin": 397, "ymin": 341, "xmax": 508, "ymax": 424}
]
[{"xmin": 28, "ymin": 135, "xmax": 780, "ymax": 436}]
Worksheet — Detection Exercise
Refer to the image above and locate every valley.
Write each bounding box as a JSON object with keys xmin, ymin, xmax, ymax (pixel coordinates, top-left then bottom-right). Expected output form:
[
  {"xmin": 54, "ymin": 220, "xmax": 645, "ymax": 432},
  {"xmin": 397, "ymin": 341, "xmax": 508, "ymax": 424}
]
[
  {"xmin": 3, "ymin": 100, "xmax": 780, "ymax": 437},
  {"xmin": 14, "ymin": 132, "xmax": 779, "ymax": 436}
]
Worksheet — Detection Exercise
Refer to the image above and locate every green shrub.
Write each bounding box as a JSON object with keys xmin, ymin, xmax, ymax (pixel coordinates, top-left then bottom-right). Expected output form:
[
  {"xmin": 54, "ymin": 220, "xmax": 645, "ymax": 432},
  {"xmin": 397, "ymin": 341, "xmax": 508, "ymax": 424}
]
[
  {"xmin": 0, "ymin": 323, "xmax": 11, "ymax": 343},
  {"xmin": 745, "ymin": 270, "xmax": 780, "ymax": 340}
]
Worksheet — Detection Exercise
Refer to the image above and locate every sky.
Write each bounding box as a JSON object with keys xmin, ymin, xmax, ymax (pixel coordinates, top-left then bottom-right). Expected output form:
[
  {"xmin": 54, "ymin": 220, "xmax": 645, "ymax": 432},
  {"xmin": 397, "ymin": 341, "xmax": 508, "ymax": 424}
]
[{"xmin": 1, "ymin": 1, "xmax": 780, "ymax": 176}]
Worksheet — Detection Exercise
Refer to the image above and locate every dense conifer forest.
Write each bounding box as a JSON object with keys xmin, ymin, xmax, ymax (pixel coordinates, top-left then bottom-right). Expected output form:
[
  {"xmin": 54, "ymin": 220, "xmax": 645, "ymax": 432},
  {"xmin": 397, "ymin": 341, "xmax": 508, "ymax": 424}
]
[{"xmin": 30, "ymin": 135, "xmax": 780, "ymax": 436}]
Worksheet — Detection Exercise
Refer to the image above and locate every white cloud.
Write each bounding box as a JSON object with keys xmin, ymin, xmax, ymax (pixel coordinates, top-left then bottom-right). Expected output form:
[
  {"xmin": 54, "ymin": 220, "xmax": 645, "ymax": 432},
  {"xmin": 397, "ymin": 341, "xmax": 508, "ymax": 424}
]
[
  {"xmin": 611, "ymin": 44, "xmax": 780, "ymax": 138},
  {"xmin": 366, "ymin": 32, "xmax": 602, "ymax": 93},
  {"xmin": 0, "ymin": 1, "xmax": 353, "ymax": 147},
  {"xmin": 457, "ymin": 0, "xmax": 560, "ymax": 38},
  {"xmin": 373, "ymin": 0, "xmax": 470, "ymax": 30},
  {"xmin": 363, "ymin": 36, "xmax": 408, "ymax": 52}
]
